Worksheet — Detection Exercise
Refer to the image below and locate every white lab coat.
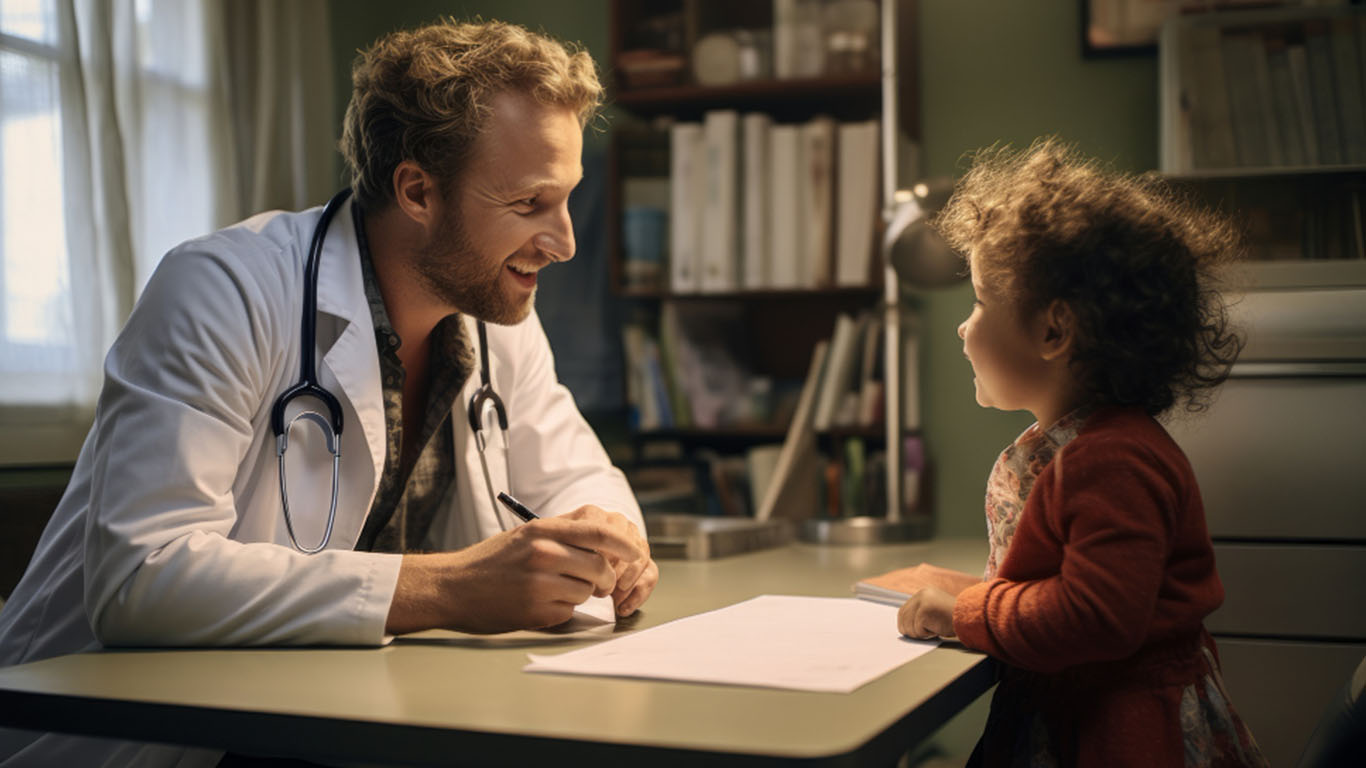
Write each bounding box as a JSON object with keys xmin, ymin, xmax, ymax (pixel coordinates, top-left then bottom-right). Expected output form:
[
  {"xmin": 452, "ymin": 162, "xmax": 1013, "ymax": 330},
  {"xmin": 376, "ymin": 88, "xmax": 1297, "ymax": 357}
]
[{"xmin": 0, "ymin": 198, "xmax": 643, "ymax": 767}]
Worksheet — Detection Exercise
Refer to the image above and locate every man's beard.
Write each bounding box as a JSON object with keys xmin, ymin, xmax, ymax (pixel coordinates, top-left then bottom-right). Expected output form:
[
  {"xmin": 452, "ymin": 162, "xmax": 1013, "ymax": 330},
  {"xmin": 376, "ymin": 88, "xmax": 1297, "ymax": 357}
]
[{"xmin": 411, "ymin": 207, "xmax": 534, "ymax": 326}]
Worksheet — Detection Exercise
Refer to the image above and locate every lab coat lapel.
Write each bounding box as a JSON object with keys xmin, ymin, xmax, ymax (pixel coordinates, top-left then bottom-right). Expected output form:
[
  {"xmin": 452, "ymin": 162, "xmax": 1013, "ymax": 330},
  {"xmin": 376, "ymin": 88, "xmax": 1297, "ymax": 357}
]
[{"xmin": 312, "ymin": 197, "xmax": 386, "ymax": 517}]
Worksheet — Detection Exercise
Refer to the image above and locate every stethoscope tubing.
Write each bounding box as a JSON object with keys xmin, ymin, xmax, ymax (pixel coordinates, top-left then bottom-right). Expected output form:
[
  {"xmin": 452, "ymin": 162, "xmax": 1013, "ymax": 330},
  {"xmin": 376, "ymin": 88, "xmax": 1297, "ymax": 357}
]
[{"xmin": 275, "ymin": 189, "xmax": 515, "ymax": 553}]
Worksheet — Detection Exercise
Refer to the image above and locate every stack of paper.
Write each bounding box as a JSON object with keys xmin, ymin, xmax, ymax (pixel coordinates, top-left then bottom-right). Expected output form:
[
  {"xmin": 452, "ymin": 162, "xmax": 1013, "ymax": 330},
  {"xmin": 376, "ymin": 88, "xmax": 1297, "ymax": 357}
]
[{"xmin": 524, "ymin": 595, "xmax": 938, "ymax": 694}]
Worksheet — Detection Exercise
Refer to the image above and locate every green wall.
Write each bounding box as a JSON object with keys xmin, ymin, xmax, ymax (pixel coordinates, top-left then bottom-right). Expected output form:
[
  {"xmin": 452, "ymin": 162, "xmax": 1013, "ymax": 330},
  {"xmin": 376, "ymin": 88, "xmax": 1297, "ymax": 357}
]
[
  {"xmin": 327, "ymin": 0, "xmax": 1160, "ymax": 538},
  {"xmin": 914, "ymin": 1, "xmax": 1157, "ymax": 536}
]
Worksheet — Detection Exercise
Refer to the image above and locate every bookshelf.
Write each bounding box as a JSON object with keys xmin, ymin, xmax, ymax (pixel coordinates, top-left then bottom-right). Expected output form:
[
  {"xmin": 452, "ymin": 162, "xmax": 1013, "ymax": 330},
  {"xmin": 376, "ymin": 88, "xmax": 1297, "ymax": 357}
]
[
  {"xmin": 1159, "ymin": 5, "xmax": 1366, "ymax": 288},
  {"xmin": 607, "ymin": 0, "xmax": 921, "ymax": 522}
]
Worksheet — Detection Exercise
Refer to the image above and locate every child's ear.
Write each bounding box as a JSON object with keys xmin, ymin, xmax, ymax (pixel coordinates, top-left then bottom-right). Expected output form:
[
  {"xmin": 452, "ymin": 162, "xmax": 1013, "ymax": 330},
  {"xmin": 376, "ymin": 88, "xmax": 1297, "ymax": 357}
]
[{"xmin": 1038, "ymin": 299, "xmax": 1075, "ymax": 361}]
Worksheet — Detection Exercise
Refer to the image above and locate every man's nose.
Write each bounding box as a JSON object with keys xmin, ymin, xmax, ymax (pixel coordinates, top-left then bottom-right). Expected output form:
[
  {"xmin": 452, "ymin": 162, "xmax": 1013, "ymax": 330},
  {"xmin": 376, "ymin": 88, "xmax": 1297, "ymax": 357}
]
[
  {"xmin": 535, "ymin": 206, "xmax": 575, "ymax": 262},
  {"xmin": 957, "ymin": 319, "xmax": 967, "ymax": 339}
]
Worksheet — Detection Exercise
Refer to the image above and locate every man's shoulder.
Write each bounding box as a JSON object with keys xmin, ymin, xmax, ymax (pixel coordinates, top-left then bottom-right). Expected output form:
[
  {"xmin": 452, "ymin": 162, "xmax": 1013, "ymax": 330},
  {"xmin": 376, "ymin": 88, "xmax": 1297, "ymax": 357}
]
[{"xmin": 154, "ymin": 208, "xmax": 318, "ymax": 289}]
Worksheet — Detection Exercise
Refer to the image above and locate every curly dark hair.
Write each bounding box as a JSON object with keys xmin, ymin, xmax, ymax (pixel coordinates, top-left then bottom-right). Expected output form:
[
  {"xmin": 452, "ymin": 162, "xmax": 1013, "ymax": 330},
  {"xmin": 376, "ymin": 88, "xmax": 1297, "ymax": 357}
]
[{"xmin": 932, "ymin": 138, "xmax": 1244, "ymax": 416}]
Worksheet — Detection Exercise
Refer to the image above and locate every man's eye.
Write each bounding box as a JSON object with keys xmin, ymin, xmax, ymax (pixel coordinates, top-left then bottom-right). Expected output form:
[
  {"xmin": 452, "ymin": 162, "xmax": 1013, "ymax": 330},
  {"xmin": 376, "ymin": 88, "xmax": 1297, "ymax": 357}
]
[{"xmin": 515, "ymin": 197, "xmax": 537, "ymax": 208}]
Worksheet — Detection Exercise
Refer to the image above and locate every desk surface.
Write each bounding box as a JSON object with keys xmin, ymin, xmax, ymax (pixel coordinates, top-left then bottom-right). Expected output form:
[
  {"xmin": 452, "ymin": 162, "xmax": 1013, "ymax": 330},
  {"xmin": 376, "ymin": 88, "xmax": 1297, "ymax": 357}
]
[{"xmin": 0, "ymin": 538, "xmax": 994, "ymax": 767}]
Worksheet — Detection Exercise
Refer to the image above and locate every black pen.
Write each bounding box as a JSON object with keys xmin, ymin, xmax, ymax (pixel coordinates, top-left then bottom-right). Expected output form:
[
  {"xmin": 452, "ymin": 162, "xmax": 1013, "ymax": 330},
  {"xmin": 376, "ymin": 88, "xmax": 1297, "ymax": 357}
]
[
  {"xmin": 497, "ymin": 492, "xmax": 600, "ymax": 554},
  {"xmin": 497, "ymin": 491, "xmax": 539, "ymax": 523}
]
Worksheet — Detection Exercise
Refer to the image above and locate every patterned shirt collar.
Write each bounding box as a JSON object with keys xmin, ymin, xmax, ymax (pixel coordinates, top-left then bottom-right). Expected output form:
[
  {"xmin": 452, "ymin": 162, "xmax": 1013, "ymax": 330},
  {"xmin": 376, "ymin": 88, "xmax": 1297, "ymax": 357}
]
[
  {"xmin": 981, "ymin": 406, "xmax": 1093, "ymax": 580},
  {"xmin": 350, "ymin": 201, "xmax": 475, "ymax": 553}
]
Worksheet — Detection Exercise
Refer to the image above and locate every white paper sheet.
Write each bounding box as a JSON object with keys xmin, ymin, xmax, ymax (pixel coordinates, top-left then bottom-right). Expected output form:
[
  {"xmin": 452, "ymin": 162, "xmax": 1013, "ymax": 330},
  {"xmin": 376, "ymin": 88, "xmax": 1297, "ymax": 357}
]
[{"xmin": 524, "ymin": 594, "xmax": 940, "ymax": 693}]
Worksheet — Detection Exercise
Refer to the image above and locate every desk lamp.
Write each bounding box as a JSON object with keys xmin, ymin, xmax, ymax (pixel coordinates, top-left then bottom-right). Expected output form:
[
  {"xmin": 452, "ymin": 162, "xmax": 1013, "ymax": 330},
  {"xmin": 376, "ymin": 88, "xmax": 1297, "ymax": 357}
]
[{"xmin": 802, "ymin": 0, "xmax": 962, "ymax": 544}]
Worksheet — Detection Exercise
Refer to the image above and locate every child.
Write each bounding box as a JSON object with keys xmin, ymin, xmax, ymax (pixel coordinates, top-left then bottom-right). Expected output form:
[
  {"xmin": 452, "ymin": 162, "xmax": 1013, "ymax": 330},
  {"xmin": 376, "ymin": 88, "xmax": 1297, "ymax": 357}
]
[{"xmin": 886, "ymin": 139, "xmax": 1267, "ymax": 767}]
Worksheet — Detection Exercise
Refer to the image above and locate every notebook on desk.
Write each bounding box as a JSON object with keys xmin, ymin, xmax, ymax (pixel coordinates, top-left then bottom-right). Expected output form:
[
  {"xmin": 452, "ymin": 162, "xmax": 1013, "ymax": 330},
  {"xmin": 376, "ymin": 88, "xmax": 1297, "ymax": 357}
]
[{"xmin": 852, "ymin": 581, "xmax": 912, "ymax": 607}]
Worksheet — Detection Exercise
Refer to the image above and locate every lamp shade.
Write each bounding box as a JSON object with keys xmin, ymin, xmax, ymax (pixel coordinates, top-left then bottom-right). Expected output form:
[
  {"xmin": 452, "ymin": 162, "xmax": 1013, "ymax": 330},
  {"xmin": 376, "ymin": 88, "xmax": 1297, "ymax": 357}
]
[{"xmin": 885, "ymin": 180, "xmax": 962, "ymax": 290}]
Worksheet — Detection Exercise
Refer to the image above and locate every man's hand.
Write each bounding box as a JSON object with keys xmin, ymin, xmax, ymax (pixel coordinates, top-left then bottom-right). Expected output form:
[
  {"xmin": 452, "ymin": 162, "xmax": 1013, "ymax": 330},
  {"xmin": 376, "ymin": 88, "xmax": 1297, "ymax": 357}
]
[
  {"xmin": 548, "ymin": 505, "xmax": 658, "ymax": 617},
  {"xmin": 896, "ymin": 586, "xmax": 956, "ymax": 640},
  {"xmin": 385, "ymin": 506, "xmax": 656, "ymax": 634},
  {"xmin": 864, "ymin": 562, "xmax": 981, "ymax": 597}
]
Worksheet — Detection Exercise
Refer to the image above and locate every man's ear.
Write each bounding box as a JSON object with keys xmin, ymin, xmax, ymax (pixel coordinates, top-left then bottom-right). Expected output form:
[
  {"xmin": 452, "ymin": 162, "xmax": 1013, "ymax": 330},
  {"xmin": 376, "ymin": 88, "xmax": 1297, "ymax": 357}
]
[
  {"xmin": 1038, "ymin": 299, "xmax": 1075, "ymax": 362},
  {"xmin": 391, "ymin": 160, "xmax": 441, "ymax": 231}
]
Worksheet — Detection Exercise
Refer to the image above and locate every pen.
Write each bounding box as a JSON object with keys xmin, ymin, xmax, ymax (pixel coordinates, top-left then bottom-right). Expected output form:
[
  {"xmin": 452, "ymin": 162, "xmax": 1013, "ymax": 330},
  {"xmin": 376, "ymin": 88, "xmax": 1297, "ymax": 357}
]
[
  {"xmin": 497, "ymin": 492, "xmax": 599, "ymax": 554},
  {"xmin": 497, "ymin": 491, "xmax": 538, "ymax": 523}
]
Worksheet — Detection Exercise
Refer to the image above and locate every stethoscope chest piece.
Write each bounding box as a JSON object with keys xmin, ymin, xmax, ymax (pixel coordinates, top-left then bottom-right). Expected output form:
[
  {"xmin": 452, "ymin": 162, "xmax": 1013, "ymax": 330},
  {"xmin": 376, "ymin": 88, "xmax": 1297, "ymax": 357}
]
[{"xmin": 272, "ymin": 188, "xmax": 352, "ymax": 554}]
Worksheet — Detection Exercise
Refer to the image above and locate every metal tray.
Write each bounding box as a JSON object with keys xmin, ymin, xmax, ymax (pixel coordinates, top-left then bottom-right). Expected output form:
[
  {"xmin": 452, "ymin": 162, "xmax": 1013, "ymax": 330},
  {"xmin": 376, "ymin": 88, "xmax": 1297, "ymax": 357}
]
[{"xmin": 644, "ymin": 514, "xmax": 793, "ymax": 560}]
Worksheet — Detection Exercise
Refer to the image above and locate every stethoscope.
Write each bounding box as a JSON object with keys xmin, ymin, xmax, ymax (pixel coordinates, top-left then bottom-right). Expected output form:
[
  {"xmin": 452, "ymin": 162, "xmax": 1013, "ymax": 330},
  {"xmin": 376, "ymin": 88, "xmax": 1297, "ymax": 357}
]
[{"xmin": 271, "ymin": 188, "xmax": 512, "ymax": 554}]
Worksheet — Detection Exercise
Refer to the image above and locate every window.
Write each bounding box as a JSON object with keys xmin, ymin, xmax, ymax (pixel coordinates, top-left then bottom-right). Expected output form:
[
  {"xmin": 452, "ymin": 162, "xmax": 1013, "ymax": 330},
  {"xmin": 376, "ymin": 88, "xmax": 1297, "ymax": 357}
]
[
  {"xmin": 0, "ymin": 0, "xmax": 219, "ymax": 462},
  {"xmin": 0, "ymin": 0, "xmax": 76, "ymax": 401}
]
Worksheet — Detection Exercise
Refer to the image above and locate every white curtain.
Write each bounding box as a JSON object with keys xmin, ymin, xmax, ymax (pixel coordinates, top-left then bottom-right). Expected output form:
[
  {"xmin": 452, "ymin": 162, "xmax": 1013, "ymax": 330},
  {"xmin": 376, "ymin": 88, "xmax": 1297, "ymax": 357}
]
[{"xmin": 0, "ymin": 0, "xmax": 332, "ymax": 465}]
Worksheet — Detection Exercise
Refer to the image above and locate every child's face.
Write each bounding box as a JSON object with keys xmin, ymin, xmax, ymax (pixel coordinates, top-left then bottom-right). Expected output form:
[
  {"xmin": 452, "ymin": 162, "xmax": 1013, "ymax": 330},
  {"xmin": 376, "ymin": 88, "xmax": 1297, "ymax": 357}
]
[{"xmin": 957, "ymin": 254, "xmax": 1054, "ymax": 416}]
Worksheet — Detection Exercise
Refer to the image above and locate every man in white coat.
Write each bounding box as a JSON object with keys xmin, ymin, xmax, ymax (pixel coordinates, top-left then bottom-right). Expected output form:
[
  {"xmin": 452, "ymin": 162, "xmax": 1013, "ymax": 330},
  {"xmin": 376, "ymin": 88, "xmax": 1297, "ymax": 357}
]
[{"xmin": 0, "ymin": 20, "xmax": 657, "ymax": 767}]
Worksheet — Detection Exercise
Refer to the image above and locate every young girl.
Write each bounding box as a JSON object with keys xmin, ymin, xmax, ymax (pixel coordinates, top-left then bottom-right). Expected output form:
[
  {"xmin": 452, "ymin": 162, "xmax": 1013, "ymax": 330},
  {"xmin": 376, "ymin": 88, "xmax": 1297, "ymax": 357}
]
[{"xmin": 884, "ymin": 139, "xmax": 1268, "ymax": 766}]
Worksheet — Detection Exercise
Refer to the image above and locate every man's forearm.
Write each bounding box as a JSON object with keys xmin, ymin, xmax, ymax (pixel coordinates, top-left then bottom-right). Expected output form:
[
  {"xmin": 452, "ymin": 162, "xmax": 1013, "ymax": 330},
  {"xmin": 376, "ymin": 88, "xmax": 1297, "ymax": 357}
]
[{"xmin": 385, "ymin": 553, "xmax": 458, "ymax": 635}]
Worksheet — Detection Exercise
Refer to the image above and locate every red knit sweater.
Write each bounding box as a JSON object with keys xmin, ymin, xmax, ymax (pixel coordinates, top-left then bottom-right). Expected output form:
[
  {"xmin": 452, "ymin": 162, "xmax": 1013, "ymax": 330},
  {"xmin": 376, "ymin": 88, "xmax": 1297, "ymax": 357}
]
[{"xmin": 952, "ymin": 407, "xmax": 1251, "ymax": 766}]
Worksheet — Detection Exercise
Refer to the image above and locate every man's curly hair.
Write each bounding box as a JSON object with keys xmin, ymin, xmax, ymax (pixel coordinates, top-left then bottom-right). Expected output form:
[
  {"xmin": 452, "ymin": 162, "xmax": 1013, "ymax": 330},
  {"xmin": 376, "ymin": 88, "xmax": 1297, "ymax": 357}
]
[
  {"xmin": 932, "ymin": 138, "xmax": 1244, "ymax": 416},
  {"xmin": 340, "ymin": 19, "xmax": 603, "ymax": 212}
]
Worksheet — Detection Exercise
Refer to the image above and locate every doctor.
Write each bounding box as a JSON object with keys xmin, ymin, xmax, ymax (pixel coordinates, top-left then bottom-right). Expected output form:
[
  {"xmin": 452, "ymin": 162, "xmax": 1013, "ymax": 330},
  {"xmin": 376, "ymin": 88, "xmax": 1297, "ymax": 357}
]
[{"xmin": 0, "ymin": 19, "xmax": 656, "ymax": 766}]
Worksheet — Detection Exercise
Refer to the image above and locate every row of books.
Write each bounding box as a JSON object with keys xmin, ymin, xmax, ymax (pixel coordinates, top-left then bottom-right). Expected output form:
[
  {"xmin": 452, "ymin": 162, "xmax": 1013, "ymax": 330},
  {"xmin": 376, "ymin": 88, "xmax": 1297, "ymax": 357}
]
[
  {"xmin": 644, "ymin": 437, "xmax": 906, "ymax": 522},
  {"xmin": 1167, "ymin": 12, "xmax": 1366, "ymax": 170},
  {"xmin": 621, "ymin": 305, "xmax": 914, "ymax": 435},
  {"xmin": 667, "ymin": 113, "xmax": 880, "ymax": 293},
  {"xmin": 622, "ymin": 303, "xmax": 775, "ymax": 431}
]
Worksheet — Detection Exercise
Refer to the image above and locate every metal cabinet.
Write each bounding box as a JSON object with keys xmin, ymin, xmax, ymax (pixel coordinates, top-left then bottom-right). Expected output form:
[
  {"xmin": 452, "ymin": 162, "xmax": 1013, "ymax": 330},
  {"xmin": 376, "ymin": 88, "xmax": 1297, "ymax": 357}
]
[{"xmin": 1167, "ymin": 286, "xmax": 1366, "ymax": 767}]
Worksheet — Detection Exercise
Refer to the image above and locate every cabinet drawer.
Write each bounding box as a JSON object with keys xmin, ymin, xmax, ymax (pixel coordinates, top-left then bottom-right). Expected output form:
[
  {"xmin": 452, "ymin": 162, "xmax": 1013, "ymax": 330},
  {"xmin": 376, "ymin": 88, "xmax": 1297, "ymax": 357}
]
[
  {"xmin": 1214, "ymin": 638, "xmax": 1366, "ymax": 768},
  {"xmin": 1167, "ymin": 372, "xmax": 1366, "ymax": 540},
  {"xmin": 1209, "ymin": 544, "xmax": 1366, "ymax": 639}
]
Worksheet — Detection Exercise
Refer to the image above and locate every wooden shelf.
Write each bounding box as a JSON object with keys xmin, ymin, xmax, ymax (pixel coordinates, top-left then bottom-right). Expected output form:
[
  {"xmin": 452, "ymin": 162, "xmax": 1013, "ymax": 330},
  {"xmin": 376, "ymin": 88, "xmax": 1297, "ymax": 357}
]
[
  {"xmin": 617, "ymin": 286, "xmax": 883, "ymax": 301},
  {"xmin": 633, "ymin": 424, "xmax": 895, "ymax": 453},
  {"xmin": 611, "ymin": 73, "xmax": 881, "ymax": 120},
  {"xmin": 1161, "ymin": 164, "xmax": 1366, "ymax": 181}
]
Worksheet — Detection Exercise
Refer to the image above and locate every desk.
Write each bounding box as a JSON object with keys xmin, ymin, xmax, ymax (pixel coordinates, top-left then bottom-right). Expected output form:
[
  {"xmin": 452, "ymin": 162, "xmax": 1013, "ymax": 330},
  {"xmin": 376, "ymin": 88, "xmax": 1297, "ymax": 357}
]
[{"xmin": 0, "ymin": 539, "xmax": 994, "ymax": 767}]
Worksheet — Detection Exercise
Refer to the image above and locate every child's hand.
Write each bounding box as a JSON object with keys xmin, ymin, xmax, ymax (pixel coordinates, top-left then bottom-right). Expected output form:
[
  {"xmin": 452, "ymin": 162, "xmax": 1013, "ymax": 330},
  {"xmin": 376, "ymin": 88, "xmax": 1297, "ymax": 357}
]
[{"xmin": 897, "ymin": 586, "xmax": 956, "ymax": 639}]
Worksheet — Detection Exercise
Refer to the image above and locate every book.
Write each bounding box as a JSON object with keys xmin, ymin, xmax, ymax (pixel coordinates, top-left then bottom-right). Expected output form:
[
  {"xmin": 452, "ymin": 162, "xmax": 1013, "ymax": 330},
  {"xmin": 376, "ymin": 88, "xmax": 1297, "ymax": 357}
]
[
  {"xmin": 1286, "ymin": 43, "xmax": 1320, "ymax": 164},
  {"xmin": 1185, "ymin": 25, "xmax": 1239, "ymax": 170},
  {"xmin": 800, "ymin": 117, "xmax": 837, "ymax": 288},
  {"xmin": 812, "ymin": 312, "xmax": 859, "ymax": 431},
  {"xmin": 621, "ymin": 325, "xmax": 675, "ymax": 430},
  {"xmin": 742, "ymin": 113, "xmax": 772, "ymax": 290},
  {"xmin": 745, "ymin": 444, "xmax": 783, "ymax": 517},
  {"xmin": 669, "ymin": 122, "xmax": 704, "ymax": 292},
  {"xmin": 657, "ymin": 303, "xmax": 692, "ymax": 428},
  {"xmin": 665, "ymin": 302, "xmax": 754, "ymax": 428},
  {"xmin": 620, "ymin": 324, "xmax": 649, "ymax": 430},
  {"xmin": 1247, "ymin": 29, "xmax": 1284, "ymax": 167},
  {"xmin": 1329, "ymin": 17, "xmax": 1366, "ymax": 164},
  {"xmin": 1305, "ymin": 20, "xmax": 1344, "ymax": 165},
  {"xmin": 701, "ymin": 110, "xmax": 741, "ymax": 292},
  {"xmin": 852, "ymin": 581, "xmax": 910, "ymax": 608},
  {"xmin": 835, "ymin": 120, "xmax": 879, "ymax": 287},
  {"xmin": 1265, "ymin": 34, "xmax": 1308, "ymax": 167},
  {"xmin": 767, "ymin": 124, "xmax": 804, "ymax": 289},
  {"xmin": 755, "ymin": 340, "xmax": 828, "ymax": 522},
  {"xmin": 840, "ymin": 436, "xmax": 867, "ymax": 517},
  {"xmin": 1221, "ymin": 30, "xmax": 1270, "ymax": 167},
  {"xmin": 856, "ymin": 313, "xmax": 883, "ymax": 427}
]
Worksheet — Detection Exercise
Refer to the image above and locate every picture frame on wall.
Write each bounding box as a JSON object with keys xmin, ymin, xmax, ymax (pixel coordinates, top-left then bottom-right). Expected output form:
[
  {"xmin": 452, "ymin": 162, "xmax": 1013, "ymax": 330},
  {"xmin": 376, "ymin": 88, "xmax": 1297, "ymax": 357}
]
[{"xmin": 1081, "ymin": 0, "xmax": 1313, "ymax": 57}]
